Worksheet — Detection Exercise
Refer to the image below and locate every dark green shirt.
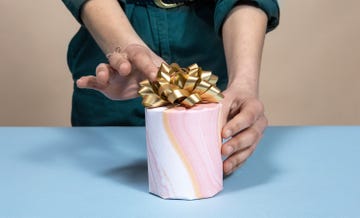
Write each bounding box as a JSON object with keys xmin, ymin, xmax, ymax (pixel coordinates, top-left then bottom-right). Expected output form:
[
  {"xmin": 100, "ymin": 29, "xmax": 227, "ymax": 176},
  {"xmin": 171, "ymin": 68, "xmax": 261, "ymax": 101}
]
[{"xmin": 62, "ymin": 0, "xmax": 279, "ymax": 126}]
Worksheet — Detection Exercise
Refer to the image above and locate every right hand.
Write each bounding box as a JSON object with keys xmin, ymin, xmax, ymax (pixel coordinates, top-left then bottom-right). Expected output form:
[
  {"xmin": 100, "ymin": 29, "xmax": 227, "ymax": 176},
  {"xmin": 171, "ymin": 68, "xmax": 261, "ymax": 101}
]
[{"xmin": 76, "ymin": 44, "xmax": 164, "ymax": 100}]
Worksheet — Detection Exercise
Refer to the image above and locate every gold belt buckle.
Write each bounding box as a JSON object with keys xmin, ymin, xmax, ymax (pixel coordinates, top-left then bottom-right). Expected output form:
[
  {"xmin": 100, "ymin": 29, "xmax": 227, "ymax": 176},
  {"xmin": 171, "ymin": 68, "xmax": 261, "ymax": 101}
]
[{"xmin": 154, "ymin": 0, "xmax": 184, "ymax": 8}]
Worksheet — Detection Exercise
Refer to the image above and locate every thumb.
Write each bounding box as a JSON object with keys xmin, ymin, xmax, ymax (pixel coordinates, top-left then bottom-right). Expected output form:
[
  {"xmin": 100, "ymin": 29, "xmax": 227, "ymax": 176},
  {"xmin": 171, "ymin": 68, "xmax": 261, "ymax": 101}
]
[{"xmin": 129, "ymin": 51, "xmax": 159, "ymax": 81}]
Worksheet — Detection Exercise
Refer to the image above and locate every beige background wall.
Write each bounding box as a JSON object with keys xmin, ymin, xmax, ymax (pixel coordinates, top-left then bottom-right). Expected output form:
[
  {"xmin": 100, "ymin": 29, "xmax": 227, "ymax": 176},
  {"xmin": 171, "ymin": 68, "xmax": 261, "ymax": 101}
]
[{"xmin": 0, "ymin": 1, "xmax": 359, "ymax": 126}]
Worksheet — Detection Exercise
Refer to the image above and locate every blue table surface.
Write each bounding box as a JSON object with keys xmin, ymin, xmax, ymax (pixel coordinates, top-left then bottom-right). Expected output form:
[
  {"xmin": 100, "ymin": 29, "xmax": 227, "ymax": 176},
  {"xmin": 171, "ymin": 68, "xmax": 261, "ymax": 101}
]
[{"xmin": 0, "ymin": 126, "xmax": 359, "ymax": 218}]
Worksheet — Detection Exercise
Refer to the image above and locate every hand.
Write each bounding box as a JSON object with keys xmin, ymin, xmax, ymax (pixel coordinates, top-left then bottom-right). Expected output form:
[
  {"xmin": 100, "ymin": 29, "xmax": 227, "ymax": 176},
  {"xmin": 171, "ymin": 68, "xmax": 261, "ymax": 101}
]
[
  {"xmin": 76, "ymin": 44, "xmax": 164, "ymax": 100},
  {"xmin": 220, "ymin": 86, "xmax": 268, "ymax": 175}
]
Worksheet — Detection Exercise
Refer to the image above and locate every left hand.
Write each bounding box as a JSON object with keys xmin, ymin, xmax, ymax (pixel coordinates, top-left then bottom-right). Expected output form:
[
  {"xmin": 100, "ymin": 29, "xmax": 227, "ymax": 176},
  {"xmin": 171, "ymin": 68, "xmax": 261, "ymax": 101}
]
[{"xmin": 220, "ymin": 85, "xmax": 268, "ymax": 175}]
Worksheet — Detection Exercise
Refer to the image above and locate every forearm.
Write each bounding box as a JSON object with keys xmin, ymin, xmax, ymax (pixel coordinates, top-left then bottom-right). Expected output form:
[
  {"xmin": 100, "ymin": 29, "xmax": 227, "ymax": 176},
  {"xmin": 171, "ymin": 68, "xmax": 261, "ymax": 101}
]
[
  {"xmin": 222, "ymin": 5, "xmax": 268, "ymax": 97},
  {"xmin": 81, "ymin": 0, "xmax": 145, "ymax": 54}
]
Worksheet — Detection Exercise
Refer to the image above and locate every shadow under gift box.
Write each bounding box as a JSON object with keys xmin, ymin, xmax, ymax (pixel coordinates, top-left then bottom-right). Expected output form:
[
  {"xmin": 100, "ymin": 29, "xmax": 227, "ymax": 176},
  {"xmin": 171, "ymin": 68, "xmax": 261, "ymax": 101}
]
[{"xmin": 145, "ymin": 103, "xmax": 223, "ymax": 200}]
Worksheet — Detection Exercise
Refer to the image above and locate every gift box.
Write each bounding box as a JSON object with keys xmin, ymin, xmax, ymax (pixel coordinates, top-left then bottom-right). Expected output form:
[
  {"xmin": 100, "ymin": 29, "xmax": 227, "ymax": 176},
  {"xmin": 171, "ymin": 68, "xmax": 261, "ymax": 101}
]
[
  {"xmin": 145, "ymin": 103, "xmax": 223, "ymax": 199},
  {"xmin": 139, "ymin": 63, "xmax": 224, "ymax": 200}
]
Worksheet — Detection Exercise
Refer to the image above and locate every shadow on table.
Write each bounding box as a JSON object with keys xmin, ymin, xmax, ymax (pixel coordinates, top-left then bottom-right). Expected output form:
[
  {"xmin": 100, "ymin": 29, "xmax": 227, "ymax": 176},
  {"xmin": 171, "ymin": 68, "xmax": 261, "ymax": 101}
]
[
  {"xmin": 23, "ymin": 127, "xmax": 149, "ymax": 193},
  {"xmin": 102, "ymin": 159, "xmax": 148, "ymax": 192},
  {"xmin": 222, "ymin": 127, "xmax": 296, "ymax": 194}
]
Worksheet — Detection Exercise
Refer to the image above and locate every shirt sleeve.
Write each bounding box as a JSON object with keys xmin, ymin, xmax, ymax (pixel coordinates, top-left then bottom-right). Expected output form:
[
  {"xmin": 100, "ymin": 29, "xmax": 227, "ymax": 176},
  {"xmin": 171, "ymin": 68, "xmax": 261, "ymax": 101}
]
[
  {"xmin": 62, "ymin": 0, "xmax": 89, "ymax": 24},
  {"xmin": 214, "ymin": 0, "xmax": 280, "ymax": 36}
]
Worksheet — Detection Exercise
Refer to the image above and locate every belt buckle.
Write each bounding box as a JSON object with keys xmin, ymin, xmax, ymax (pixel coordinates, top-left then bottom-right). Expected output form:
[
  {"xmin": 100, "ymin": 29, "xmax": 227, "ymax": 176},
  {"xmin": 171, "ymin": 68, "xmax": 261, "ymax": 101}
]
[{"xmin": 154, "ymin": 0, "xmax": 184, "ymax": 8}]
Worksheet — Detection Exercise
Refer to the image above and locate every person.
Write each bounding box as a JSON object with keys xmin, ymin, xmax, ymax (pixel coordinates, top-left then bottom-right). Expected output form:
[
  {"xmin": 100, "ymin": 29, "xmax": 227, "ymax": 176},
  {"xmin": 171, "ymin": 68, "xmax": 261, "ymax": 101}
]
[{"xmin": 62, "ymin": 0, "xmax": 280, "ymax": 175}]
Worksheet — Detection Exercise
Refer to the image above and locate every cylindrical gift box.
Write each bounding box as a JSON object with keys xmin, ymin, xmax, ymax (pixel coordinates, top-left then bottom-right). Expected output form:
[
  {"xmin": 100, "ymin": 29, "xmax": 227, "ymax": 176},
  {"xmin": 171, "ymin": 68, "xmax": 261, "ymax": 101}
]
[{"xmin": 145, "ymin": 103, "xmax": 223, "ymax": 200}]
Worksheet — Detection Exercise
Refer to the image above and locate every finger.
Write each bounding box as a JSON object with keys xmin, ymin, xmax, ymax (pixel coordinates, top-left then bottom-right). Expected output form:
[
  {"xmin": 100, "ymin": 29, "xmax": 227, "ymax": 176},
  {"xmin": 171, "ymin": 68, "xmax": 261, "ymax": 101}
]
[
  {"xmin": 128, "ymin": 51, "xmax": 158, "ymax": 80},
  {"xmin": 223, "ymin": 143, "xmax": 257, "ymax": 175},
  {"xmin": 222, "ymin": 99, "xmax": 264, "ymax": 138},
  {"xmin": 76, "ymin": 75, "xmax": 105, "ymax": 91},
  {"xmin": 108, "ymin": 52, "xmax": 132, "ymax": 76},
  {"xmin": 151, "ymin": 55, "xmax": 166, "ymax": 68},
  {"xmin": 220, "ymin": 94, "xmax": 231, "ymax": 128},
  {"xmin": 223, "ymin": 161, "xmax": 246, "ymax": 178},
  {"xmin": 222, "ymin": 115, "xmax": 268, "ymax": 156},
  {"xmin": 95, "ymin": 63, "xmax": 115, "ymax": 85}
]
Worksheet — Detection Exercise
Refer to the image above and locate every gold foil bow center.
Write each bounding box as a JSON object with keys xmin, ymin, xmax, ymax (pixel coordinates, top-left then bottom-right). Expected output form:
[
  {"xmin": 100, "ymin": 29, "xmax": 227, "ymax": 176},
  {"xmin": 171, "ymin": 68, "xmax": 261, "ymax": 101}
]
[{"xmin": 138, "ymin": 63, "xmax": 224, "ymax": 108}]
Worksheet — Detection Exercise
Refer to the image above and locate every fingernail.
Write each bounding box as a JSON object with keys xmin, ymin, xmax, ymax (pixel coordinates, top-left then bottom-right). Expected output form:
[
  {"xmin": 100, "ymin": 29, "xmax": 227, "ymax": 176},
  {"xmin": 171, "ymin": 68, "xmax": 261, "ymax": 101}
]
[
  {"xmin": 224, "ymin": 130, "xmax": 232, "ymax": 138},
  {"xmin": 76, "ymin": 79, "xmax": 82, "ymax": 86},
  {"xmin": 225, "ymin": 146, "xmax": 234, "ymax": 155},
  {"xmin": 150, "ymin": 72, "xmax": 157, "ymax": 81},
  {"xmin": 225, "ymin": 162, "xmax": 233, "ymax": 174}
]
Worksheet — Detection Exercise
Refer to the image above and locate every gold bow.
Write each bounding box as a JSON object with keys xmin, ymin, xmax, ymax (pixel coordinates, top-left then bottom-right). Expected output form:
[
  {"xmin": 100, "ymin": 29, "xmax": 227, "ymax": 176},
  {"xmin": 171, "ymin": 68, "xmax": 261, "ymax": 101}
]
[{"xmin": 138, "ymin": 63, "xmax": 224, "ymax": 108}]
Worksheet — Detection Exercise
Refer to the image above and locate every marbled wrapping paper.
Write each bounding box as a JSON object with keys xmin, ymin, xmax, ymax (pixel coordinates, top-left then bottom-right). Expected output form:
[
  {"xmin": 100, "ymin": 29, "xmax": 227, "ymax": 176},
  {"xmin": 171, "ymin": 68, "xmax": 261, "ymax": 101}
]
[{"xmin": 145, "ymin": 103, "xmax": 223, "ymax": 200}]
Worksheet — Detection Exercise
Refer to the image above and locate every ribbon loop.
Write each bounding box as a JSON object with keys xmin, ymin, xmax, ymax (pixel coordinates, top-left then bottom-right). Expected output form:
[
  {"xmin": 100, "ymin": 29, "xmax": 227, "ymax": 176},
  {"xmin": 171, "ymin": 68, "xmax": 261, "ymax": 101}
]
[{"xmin": 138, "ymin": 63, "xmax": 224, "ymax": 108}]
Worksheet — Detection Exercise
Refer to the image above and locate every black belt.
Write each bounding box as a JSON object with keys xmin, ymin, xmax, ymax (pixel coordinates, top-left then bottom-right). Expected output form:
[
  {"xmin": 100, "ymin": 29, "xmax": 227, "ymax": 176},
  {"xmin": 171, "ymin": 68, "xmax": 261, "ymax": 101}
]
[{"xmin": 126, "ymin": 0, "xmax": 196, "ymax": 8}]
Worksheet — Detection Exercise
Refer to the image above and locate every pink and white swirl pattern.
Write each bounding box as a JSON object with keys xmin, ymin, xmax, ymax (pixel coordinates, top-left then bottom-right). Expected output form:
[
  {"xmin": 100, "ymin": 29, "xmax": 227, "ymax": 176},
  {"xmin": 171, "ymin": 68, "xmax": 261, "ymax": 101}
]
[{"xmin": 145, "ymin": 103, "xmax": 223, "ymax": 200}]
